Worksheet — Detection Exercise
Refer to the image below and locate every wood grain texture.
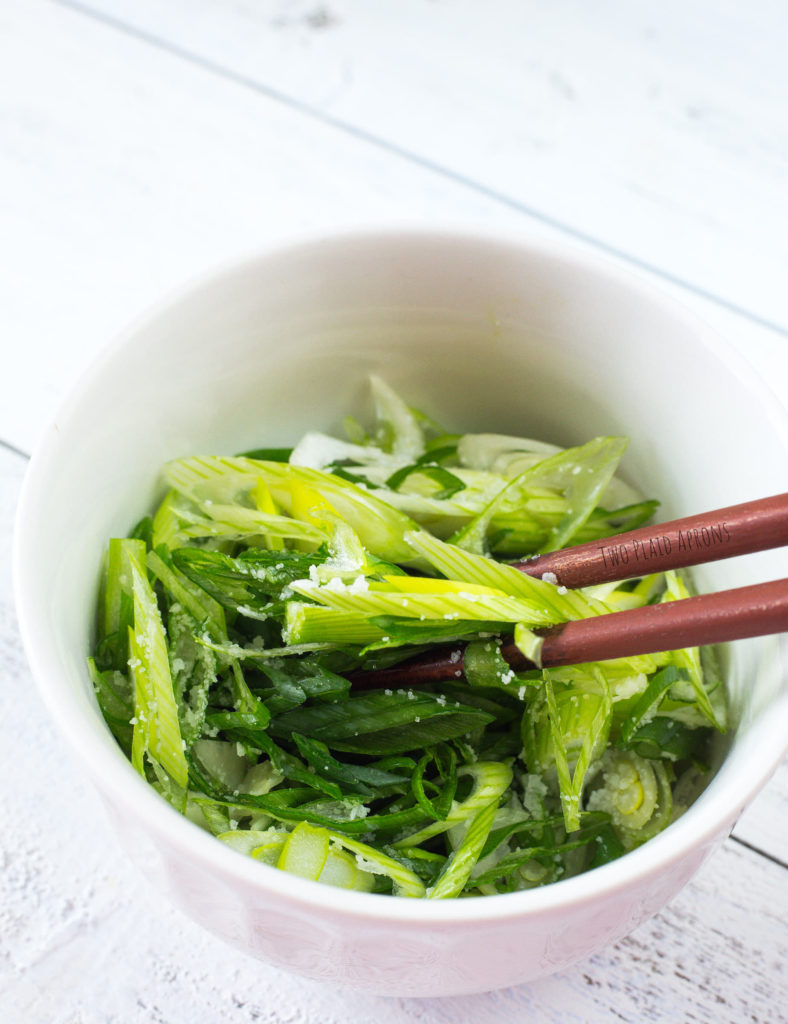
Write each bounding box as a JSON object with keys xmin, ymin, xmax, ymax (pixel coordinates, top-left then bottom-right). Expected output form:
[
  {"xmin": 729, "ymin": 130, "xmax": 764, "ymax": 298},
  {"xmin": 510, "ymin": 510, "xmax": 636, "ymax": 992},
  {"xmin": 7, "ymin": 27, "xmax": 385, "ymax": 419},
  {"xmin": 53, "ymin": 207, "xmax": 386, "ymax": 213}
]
[
  {"xmin": 2, "ymin": 0, "xmax": 787, "ymax": 1017},
  {"xmin": 0, "ymin": 1, "xmax": 516, "ymax": 453},
  {"xmin": 63, "ymin": 0, "xmax": 788, "ymax": 330},
  {"xmin": 2, "ymin": 2, "xmax": 786, "ymax": 454},
  {"xmin": 733, "ymin": 758, "xmax": 788, "ymax": 865}
]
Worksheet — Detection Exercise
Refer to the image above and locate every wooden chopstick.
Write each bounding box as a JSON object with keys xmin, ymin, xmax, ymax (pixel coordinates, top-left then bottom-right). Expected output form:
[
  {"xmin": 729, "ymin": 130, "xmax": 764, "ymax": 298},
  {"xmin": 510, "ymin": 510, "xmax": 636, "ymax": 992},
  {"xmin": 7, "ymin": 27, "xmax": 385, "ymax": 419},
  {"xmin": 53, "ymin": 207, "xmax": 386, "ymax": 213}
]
[
  {"xmin": 513, "ymin": 492, "xmax": 788, "ymax": 588},
  {"xmin": 525, "ymin": 578, "xmax": 788, "ymax": 666},
  {"xmin": 348, "ymin": 493, "xmax": 788, "ymax": 687},
  {"xmin": 349, "ymin": 579, "xmax": 788, "ymax": 686}
]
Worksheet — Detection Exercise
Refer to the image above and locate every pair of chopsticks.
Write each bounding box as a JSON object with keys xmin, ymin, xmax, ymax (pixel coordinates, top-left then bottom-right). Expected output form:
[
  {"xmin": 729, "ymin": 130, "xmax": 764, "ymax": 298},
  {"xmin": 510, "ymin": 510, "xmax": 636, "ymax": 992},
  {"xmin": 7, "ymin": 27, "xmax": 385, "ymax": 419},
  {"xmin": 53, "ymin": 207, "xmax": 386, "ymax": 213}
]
[{"xmin": 350, "ymin": 493, "xmax": 788, "ymax": 688}]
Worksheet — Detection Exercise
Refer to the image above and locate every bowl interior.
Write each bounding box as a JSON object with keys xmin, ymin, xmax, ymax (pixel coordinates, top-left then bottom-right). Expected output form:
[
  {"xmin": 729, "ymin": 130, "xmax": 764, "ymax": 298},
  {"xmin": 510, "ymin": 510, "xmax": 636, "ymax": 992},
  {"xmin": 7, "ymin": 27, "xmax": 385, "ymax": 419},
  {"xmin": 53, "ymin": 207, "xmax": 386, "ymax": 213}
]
[{"xmin": 17, "ymin": 230, "xmax": 788, "ymax": 919}]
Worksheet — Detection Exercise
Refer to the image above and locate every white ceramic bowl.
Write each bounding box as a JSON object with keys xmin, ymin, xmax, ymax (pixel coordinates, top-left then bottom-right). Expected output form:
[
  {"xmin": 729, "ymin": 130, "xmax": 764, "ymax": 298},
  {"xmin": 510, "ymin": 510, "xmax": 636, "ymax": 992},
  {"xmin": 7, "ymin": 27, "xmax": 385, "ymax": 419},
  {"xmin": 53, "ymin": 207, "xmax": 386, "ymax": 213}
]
[{"xmin": 14, "ymin": 229, "xmax": 788, "ymax": 996}]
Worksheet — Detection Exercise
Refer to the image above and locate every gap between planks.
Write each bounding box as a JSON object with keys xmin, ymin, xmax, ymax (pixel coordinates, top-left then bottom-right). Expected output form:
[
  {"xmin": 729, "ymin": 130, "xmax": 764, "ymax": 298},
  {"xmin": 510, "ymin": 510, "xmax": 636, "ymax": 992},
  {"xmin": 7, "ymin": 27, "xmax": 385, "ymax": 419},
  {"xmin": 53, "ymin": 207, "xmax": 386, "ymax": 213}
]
[
  {"xmin": 0, "ymin": 439, "xmax": 31, "ymax": 462},
  {"xmin": 730, "ymin": 833, "xmax": 788, "ymax": 872},
  {"xmin": 53, "ymin": 0, "xmax": 788, "ymax": 342}
]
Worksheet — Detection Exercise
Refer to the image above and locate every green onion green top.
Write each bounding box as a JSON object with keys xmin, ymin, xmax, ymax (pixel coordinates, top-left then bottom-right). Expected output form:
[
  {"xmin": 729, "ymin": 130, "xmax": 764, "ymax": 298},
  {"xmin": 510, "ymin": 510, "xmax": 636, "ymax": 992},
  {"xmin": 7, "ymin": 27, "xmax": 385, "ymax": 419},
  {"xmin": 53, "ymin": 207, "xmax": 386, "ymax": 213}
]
[{"xmin": 89, "ymin": 377, "xmax": 726, "ymax": 898}]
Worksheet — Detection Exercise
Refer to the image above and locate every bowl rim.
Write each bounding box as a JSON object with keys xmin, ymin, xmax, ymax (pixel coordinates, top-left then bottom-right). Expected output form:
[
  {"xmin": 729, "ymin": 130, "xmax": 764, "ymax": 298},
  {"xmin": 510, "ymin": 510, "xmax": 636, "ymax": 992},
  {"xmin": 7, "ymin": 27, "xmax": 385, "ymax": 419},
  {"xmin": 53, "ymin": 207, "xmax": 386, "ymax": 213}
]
[{"xmin": 13, "ymin": 224, "xmax": 788, "ymax": 925}]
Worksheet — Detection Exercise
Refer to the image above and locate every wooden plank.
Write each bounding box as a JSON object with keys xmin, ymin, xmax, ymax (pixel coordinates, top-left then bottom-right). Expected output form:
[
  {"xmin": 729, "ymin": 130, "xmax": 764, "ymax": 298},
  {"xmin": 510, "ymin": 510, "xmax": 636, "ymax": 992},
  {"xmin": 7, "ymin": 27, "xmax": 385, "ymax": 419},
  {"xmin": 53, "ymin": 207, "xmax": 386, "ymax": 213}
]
[
  {"xmin": 66, "ymin": 0, "xmax": 788, "ymax": 330},
  {"xmin": 2, "ymin": 0, "xmax": 787, "ymax": 1012},
  {"xmin": 0, "ymin": 1, "xmax": 517, "ymax": 453},
  {"xmin": 3, "ymin": 845, "xmax": 786, "ymax": 1020},
  {"xmin": 1, "ymin": 445, "xmax": 786, "ymax": 1019},
  {"xmin": 733, "ymin": 756, "xmax": 788, "ymax": 865},
  {"xmin": 2, "ymin": 4, "xmax": 785, "ymax": 456}
]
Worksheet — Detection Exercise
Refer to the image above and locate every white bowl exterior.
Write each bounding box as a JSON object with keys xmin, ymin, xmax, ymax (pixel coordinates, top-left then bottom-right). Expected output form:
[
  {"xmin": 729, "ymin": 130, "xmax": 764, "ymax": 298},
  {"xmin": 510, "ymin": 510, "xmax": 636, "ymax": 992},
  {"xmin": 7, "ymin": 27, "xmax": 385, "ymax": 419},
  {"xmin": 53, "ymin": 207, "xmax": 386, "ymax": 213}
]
[
  {"xmin": 14, "ymin": 230, "xmax": 788, "ymax": 995},
  {"xmin": 100, "ymin": 789, "xmax": 719, "ymax": 994}
]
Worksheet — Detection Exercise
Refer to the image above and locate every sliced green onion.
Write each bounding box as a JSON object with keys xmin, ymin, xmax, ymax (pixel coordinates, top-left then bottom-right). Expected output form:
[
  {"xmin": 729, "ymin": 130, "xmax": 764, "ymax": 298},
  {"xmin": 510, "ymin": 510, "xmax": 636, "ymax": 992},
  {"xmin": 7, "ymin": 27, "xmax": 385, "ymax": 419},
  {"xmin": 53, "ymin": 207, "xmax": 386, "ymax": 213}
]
[
  {"xmin": 394, "ymin": 761, "xmax": 512, "ymax": 848},
  {"xmin": 127, "ymin": 554, "xmax": 188, "ymax": 787},
  {"xmin": 428, "ymin": 799, "xmax": 499, "ymax": 898}
]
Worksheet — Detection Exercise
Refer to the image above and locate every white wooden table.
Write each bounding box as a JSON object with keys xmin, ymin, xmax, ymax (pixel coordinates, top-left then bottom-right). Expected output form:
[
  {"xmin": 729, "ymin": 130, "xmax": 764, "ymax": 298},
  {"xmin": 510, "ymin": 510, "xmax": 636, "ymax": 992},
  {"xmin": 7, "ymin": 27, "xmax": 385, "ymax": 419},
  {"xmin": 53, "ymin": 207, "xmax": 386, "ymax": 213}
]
[{"xmin": 2, "ymin": 2, "xmax": 787, "ymax": 1019}]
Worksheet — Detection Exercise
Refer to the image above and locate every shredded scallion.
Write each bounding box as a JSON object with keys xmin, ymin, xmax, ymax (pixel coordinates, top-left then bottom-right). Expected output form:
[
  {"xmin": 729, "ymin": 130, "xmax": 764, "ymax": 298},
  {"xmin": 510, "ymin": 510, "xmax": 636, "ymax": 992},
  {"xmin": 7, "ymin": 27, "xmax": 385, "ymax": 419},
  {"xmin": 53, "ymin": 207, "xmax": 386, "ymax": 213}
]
[{"xmin": 89, "ymin": 379, "xmax": 726, "ymax": 897}]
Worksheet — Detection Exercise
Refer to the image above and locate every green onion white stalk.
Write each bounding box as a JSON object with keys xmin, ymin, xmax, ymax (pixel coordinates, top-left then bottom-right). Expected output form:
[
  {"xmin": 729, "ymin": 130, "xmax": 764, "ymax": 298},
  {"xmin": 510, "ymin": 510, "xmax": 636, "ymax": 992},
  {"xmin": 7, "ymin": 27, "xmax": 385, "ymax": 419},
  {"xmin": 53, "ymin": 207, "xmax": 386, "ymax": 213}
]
[{"xmin": 90, "ymin": 379, "xmax": 725, "ymax": 897}]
